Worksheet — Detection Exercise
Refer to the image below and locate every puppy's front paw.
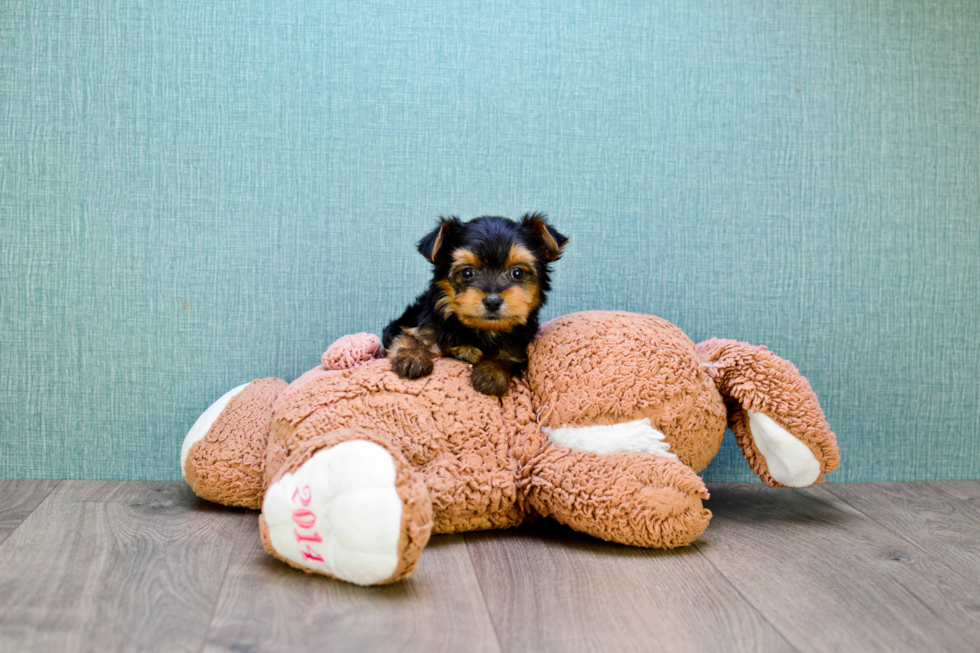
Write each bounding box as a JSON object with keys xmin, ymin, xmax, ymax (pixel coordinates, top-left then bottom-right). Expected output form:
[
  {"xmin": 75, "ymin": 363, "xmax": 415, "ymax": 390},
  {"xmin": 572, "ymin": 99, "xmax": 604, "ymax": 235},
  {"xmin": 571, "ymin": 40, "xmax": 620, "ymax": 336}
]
[
  {"xmin": 388, "ymin": 335, "xmax": 434, "ymax": 379},
  {"xmin": 471, "ymin": 359, "xmax": 511, "ymax": 396},
  {"xmin": 391, "ymin": 349, "xmax": 434, "ymax": 379}
]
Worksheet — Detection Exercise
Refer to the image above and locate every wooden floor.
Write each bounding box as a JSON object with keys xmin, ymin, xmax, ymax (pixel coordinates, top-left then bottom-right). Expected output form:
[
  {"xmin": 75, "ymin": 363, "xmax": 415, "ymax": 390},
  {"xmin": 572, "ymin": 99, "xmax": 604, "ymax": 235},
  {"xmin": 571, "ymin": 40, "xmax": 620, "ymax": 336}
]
[{"xmin": 1, "ymin": 481, "xmax": 979, "ymax": 652}]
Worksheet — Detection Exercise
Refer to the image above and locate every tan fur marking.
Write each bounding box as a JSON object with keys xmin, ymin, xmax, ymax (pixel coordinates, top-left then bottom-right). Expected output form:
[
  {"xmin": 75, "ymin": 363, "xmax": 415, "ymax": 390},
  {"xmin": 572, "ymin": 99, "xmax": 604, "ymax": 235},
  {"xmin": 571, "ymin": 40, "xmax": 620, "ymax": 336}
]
[
  {"xmin": 494, "ymin": 345, "xmax": 529, "ymax": 363},
  {"xmin": 451, "ymin": 249, "xmax": 483, "ymax": 269},
  {"xmin": 449, "ymin": 345, "xmax": 484, "ymax": 364},
  {"xmin": 526, "ymin": 216, "xmax": 565, "ymax": 261},
  {"xmin": 456, "ymin": 287, "xmax": 487, "ymax": 316},
  {"xmin": 385, "ymin": 334, "xmax": 410, "ymax": 359},
  {"xmin": 500, "ymin": 285, "xmax": 540, "ymax": 321},
  {"xmin": 505, "ymin": 244, "xmax": 537, "ymax": 269},
  {"xmin": 417, "ymin": 324, "xmax": 441, "ymax": 355},
  {"xmin": 453, "ymin": 288, "xmax": 522, "ymax": 332},
  {"xmin": 424, "ymin": 221, "xmax": 453, "ymax": 262},
  {"xmin": 435, "ymin": 280, "xmax": 457, "ymax": 320},
  {"xmin": 458, "ymin": 315, "xmax": 527, "ymax": 332},
  {"xmin": 438, "ymin": 277, "xmax": 534, "ymax": 333}
]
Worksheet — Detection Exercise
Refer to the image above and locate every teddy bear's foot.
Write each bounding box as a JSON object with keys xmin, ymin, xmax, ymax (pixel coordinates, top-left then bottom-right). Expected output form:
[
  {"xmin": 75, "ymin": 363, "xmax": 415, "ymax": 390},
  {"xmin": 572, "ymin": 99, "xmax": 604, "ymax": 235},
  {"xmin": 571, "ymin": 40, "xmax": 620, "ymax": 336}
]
[
  {"xmin": 260, "ymin": 431, "xmax": 432, "ymax": 585},
  {"xmin": 697, "ymin": 338, "xmax": 840, "ymax": 487}
]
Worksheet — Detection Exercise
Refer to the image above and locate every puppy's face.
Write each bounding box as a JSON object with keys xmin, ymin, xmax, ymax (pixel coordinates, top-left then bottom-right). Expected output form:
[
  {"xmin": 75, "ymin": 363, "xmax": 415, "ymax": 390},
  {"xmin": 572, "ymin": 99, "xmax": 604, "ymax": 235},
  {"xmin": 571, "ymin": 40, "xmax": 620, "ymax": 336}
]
[
  {"xmin": 437, "ymin": 242, "xmax": 541, "ymax": 331},
  {"xmin": 419, "ymin": 214, "xmax": 567, "ymax": 333}
]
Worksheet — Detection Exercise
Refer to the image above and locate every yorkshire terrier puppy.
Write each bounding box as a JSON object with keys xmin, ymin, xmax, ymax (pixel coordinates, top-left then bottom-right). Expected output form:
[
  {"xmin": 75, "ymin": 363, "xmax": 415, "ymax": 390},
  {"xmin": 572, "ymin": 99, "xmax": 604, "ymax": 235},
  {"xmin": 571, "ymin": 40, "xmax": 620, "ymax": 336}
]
[{"xmin": 383, "ymin": 213, "xmax": 567, "ymax": 396}]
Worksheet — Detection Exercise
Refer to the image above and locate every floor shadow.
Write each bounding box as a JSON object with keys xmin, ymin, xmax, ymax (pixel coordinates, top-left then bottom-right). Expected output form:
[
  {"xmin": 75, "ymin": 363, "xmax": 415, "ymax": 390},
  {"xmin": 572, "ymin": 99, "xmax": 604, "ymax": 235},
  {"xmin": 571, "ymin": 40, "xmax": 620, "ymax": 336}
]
[
  {"xmin": 705, "ymin": 483, "xmax": 858, "ymax": 528},
  {"xmin": 465, "ymin": 518, "xmax": 703, "ymax": 560}
]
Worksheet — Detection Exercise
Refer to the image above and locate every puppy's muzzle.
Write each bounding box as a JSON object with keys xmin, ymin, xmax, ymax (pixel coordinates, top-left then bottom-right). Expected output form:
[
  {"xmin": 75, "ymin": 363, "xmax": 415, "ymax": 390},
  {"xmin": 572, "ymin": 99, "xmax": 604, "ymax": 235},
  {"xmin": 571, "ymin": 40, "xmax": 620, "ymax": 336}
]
[{"xmin": 482, "ymin": 294, "xmax": 504, "ymax": 312}]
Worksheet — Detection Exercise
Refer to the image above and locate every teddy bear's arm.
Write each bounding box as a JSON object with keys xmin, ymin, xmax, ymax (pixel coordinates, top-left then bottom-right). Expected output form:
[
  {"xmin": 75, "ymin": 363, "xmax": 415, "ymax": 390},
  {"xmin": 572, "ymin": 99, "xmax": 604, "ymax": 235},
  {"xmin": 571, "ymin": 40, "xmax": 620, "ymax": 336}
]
[{"xmin": 696, "ymin": 338, "xmax": 840, "ymax": 488}]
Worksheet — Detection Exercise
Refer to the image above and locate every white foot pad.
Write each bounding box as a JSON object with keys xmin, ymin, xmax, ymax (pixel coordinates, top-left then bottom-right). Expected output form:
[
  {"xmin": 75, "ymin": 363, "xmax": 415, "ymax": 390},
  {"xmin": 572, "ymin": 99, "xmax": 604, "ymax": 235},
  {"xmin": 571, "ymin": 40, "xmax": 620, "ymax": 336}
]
[
  {"xmin": 181, "ymin": 383, "xmax": 250, "ymax": 474},
  {"xmin": 747, "ymin": 410, "xmax": 821, "ymax": 487},
  {"xmin": 262, "ymin": 440, "xmax": 403, "ymax": 586}
]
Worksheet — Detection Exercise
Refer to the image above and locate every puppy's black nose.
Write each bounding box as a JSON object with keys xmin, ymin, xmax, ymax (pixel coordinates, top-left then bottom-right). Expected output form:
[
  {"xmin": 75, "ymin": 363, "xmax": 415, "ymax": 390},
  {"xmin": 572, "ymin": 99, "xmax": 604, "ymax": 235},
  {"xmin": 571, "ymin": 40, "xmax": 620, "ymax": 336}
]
[{"xmin": 483, "ymin": 294, "xmax": 503, "ymax": 312}]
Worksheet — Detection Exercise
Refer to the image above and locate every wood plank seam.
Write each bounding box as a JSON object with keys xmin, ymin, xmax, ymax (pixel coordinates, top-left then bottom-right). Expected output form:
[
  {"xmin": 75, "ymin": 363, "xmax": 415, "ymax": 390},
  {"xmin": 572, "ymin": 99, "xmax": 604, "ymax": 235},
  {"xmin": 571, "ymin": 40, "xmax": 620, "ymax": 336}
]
[
  {"xmin": 817, "ymin": 484, "xmax": 980, "ymax": 589},
  {"xmin": 0, "ymin": 480, "xmax": 61, "ymax": 548},
  {"xmin": 197, "ymin": 512, "xmax": 250, "ymax": 653},
  {"xmin": 926, "ymin": 481, "xmax": 980, "ymax": 515},
  {"xmin": 689, "ymin": 537, "xmax": 803, "ymax": 653},
  {"xmin": 466, "ymin": 519, "xmax": 800, "ymax": 652},
  {"xmin": 0, "ymin": 481, "xmax": 251, "ymax": 652},
  {"xmin": 462, "ymin": 534, "xmax": 506, "ymax": 653},
  {"xmin": 695, "ymin": 484, "xmax": 980, "ymax": 651}
]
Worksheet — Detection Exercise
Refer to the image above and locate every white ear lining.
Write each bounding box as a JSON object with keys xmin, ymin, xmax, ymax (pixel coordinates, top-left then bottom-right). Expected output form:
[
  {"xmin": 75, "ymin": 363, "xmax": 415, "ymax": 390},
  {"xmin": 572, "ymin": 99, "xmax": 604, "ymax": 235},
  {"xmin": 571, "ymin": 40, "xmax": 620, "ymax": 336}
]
[{"xmin": 746, "ymin": 410, "xmax": 821, "ymax": 487}]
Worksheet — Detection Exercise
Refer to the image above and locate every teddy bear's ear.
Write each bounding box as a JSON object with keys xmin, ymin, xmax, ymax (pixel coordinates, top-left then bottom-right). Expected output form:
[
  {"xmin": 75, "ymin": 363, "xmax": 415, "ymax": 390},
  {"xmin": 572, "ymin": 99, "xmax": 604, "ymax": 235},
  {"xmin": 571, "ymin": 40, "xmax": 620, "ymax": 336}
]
[
  {"xmin": 522, "ymin": 212, "xmax": 568, "ymax": 262},
  {"xmin": 417, "ymin": 216, "xmax": 459, "ymax": 263}
]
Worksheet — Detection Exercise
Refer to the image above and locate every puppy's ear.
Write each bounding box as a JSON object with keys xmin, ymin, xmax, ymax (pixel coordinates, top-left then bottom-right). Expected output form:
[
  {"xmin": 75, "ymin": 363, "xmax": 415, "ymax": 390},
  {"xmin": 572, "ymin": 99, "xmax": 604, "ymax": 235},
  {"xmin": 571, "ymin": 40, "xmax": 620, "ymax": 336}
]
[
  {"xmin": 417, "ymin": 217, "xmax": 459, "ymax": 263},
  {"xmin": 522, "ymin": 213, "xmax": 568, "ymax": 262}
]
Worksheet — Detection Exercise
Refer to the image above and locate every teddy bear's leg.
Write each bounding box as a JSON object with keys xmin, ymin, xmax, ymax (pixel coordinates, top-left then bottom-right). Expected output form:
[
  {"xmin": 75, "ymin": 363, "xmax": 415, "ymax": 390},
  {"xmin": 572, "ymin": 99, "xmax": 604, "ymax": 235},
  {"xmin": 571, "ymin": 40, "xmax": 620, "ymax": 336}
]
[
  {"xmin": 697, "ymin": 338, "xmax": 840, "ymax": 488},
  {"xmin": 524, "ymin": 446, "xmax": 712, "ymax": 548},
  {"xmin": 181, "ymin": 378, "xmax": 288, "ymax": 509},
  {"xmin": 259, "ymin": 427, "xmax": 433, "ymax": 586}
]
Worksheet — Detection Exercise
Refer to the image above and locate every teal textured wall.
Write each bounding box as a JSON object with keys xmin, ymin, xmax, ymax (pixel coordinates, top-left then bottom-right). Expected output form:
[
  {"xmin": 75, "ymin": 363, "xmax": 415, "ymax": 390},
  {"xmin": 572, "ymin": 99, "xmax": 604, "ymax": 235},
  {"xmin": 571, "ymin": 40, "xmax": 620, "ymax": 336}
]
[{"xmin": 1, "ymin": 1, "xmax": 978, "ymax": 482}]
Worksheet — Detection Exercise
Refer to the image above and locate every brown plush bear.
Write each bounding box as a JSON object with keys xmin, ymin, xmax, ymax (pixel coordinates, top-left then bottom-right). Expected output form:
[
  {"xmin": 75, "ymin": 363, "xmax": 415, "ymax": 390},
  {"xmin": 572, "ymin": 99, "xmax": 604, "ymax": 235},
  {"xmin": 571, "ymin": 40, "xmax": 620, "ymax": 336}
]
[{"xmin": 181, "ymin": 311, "xmax": 838, "ymax": 586}]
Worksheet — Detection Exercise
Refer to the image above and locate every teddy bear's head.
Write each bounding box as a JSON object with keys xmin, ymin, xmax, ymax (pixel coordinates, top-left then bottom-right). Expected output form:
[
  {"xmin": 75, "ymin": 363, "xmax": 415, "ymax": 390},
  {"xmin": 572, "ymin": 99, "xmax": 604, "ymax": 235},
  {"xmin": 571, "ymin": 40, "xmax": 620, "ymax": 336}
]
[{"xmin": 524, "ymin": 311, "xmax": 728, "ymax": 471}]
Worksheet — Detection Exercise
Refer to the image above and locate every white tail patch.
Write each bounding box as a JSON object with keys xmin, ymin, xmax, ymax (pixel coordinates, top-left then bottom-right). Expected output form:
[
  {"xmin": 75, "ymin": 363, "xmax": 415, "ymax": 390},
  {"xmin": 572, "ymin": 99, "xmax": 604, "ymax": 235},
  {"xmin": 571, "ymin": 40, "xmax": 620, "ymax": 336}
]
[{"xmin": 543, "ymin": 417, "xmax": 678, "ymax": 460}]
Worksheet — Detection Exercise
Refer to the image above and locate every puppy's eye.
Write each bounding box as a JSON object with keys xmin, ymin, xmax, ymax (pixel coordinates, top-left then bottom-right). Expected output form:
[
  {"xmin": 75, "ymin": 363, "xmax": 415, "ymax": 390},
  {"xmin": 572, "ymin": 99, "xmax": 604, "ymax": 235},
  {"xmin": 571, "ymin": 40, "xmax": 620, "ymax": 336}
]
[
  {"xmin": 461, "ymin": 267, "xmax": 475, "ymax": 280},
  {"xmin": 510, "ymin": 267, "xmax": 525, "ymax": 281}
]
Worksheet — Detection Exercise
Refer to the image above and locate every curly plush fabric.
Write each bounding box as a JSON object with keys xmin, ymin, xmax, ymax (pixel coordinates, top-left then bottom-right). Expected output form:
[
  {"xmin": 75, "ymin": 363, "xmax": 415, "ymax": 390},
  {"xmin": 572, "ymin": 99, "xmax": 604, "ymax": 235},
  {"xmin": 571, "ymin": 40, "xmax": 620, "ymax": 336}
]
[
  {"xmin": 184, "ymin": 377, "xmax": 287, "ymax": 509},
  {"xmin": 258, "ymin": 428, "xmax": 433, "ymax": 584},
  {"xmin": 696, "ymin": 338, "xmax": 840, "ymax": 486},
  {"xmin": 181, "ymin": 311, "xmax": 841, "ymax": 585},
  {"xmin": 269, "ymin": 334, "xmax": 383, "ymax": 415},
  {"xmin": 271, "ymin": 358, "xmax": 537, "ymax": 533},
  {"xmin": 321, "ymin": 333, "xmax": 384, "ymax": 370},
  {"xmin": 528, "ymin": 311, "xmax": 728, "ymax": 472},
  {"xmin": 525, "ymin": 448, "xmax": 712, "ymax": 548}
]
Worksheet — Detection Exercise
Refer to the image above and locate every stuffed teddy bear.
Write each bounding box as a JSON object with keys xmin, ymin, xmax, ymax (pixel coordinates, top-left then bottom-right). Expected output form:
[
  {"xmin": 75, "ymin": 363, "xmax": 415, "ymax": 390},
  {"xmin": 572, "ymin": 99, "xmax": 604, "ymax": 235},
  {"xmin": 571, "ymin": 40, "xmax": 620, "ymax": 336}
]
[{"xmin": 180, "ymin": 311, "xmax": 838, "ymax": 586}]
